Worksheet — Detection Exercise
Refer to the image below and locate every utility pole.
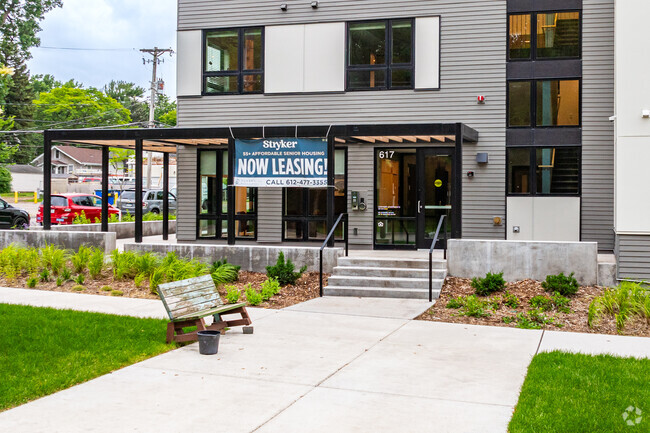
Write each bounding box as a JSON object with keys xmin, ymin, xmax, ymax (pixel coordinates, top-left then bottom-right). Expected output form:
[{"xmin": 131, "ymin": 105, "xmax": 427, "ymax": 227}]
[{"xmin": 140, "ymin": 47, "xmax": 173, "ymax": 189}]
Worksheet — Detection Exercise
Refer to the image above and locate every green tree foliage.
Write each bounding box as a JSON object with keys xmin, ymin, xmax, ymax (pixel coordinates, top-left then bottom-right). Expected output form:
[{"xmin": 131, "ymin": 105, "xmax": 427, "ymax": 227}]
[
  {"xmin": 158, "ymin": 108, "xmax": 176, "ymax": 127},
  {"xmin": 0, "ymin": 0, "xmax": 63, "ymax": 61},
  {"xmin": 154, "ymin": 94, "xmax": 177, "ymax": 126},
  {"xmin": 103, "ymin": 80, "xmax": 148, "ymax": 124},
  {"xmin": 34, "ymin": 87, "xmax": 132, "ymax": 128}
]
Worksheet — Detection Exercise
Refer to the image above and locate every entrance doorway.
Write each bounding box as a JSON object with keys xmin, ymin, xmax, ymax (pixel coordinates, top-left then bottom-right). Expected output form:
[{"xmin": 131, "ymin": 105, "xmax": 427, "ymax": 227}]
[{"xmin": 375, "ymin": 148, "xmax": 454, "ymax": 249}]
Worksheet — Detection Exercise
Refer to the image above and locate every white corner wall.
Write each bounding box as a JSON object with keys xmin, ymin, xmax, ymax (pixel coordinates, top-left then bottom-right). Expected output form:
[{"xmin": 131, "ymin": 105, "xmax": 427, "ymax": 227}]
[
  {"xmin": 508, "ymin": 197, "xmax": 580, "ymax": 242},
  {"xmin": 266, "ymin": 23, "xmax": 345, "ymax": 94},
  {"xmin": 176, "ymin": 30, "xmax": 203, "ymax": 97},
  {"xmin": 615, "ymin": 0, "xmax": 650, "ymax": 233},
  {"xmin": 415, "ymin": 16, "xmax": 440, "ymax": 90}
]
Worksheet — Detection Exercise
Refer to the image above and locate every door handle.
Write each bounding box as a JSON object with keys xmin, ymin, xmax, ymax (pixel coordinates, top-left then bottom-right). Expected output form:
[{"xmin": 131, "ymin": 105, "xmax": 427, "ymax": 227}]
[{"xmin": 418, "ymin": 200, "xmax": 422, "ymax": 214}]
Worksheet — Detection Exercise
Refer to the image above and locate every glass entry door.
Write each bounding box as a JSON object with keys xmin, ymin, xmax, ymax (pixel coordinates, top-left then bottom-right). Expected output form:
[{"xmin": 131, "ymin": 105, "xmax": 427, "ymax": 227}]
[
  {"xmin": 417, "ymin": 150, "xmax": 453, "ymax": 249},
  {"xmin": 375, "ymin": 148, "xmax": 454, "ymax": 249}
]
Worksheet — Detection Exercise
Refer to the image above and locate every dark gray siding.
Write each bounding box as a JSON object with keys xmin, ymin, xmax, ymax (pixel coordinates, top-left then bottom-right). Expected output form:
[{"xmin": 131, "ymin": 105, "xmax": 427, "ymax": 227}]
[
  {"xmin": 582, "ymin": 0, "xmax": 615, "ymax": 250},
  {"xmin": 176, "ymin": 145, "xmax": 197, "ymax": 241},
  {"xmin": 258, "ymin": 188, "xmax": 282, "ymax": 243},
  {"xmin": 616, "ymin": 235, "xmax": 650, "ymax": 281},
  {"xmin": 177, "ymin": 0, "xmax": 508, "ymax": 242}
]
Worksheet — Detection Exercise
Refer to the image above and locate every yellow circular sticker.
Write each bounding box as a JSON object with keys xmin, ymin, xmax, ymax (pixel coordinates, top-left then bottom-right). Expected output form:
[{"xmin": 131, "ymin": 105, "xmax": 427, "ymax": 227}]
[{"xmin": 434, "ymin": 179, "xmax": 443, "ymax": 188}]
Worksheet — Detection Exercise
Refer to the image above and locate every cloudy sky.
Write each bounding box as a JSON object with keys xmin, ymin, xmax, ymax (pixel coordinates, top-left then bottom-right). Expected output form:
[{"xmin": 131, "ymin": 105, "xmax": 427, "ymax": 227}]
[{"xmin": 27, "ymin": 0, "xmax": 178, "ymax": 98}]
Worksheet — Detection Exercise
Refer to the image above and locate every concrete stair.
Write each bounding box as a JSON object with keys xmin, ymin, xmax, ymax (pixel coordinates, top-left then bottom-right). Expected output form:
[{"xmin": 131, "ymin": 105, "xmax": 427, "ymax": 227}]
[{"xmin": 323, "ymin": 256, "xmax": 447, "ymax": 300}]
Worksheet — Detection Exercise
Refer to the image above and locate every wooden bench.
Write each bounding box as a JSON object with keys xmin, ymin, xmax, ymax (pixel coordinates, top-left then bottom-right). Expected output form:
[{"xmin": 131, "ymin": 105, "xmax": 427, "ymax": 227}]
[{"xmin": 158, "ymin": 274, "xmax": 252, "ymax": 344}]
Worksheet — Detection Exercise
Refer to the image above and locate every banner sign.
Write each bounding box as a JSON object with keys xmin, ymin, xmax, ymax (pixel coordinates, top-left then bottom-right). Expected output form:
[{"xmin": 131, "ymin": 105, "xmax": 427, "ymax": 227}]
[{"xmin": 234, "ymin": 138, "xmax": 328, "ymax": 187}]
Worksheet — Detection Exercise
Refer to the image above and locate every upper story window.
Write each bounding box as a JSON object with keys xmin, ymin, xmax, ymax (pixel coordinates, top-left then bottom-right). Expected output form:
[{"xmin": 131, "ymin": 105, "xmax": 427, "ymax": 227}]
[
  {"xmin": 509, "ymin": 12, "xmax": 581, "ymax": 60},
  {"xmin": 204, "ymin": 27, "xmax": 264, "ymax": 95},
  {"xmin": 507, "ymin": 147, "xmax": 581, "ymax": 195},
  {"xmin": 347, "ymin": 19, "xmax": 414, "ymax": 91},
  {"xmin": 508, "ymin": 79, "xmax": 581, "ymax": 127}
]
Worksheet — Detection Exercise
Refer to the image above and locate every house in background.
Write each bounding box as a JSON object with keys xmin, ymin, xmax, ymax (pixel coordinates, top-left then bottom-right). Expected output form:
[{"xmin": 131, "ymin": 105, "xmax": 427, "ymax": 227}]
[
  {"xmin": 6, "ymin": 164, "xmax": 43, "ymax": 192},
  {"xmin": 31, "ymin": 146, "xmax": 102, "ymax": 178}
]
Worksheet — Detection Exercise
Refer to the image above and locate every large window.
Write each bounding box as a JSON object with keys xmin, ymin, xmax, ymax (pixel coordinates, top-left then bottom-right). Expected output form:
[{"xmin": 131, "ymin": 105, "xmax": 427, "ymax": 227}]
[
  {"xmin": 347, "ymin": 19, "xmax": 414, "ymax": 90},
  {"xmin": 203, "ymin": 28, "xmax": 263, "ymax": 94},
  {"xmin": 507, "ymin": 147, "xmax": 580, "ymax": 195},
  {"xmin": 197, "ymin": 150, "xmax": 257, "ymax": 239},
  {"xmin": 509, "ymin": 12, "xmax": 581, "ymax": 60},
  {"xmin": 508, "ymin": 79, "xmax": 580, "ymax": 127},
  {"xmin": 283, "ymin": 149, "xmax": 346, "ymax": 241}
]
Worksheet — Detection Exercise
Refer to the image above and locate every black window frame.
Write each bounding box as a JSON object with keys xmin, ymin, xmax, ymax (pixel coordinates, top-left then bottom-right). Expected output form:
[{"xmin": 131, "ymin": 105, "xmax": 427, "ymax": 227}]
[
  {"xmin": 506, "ymin": 145, "xmax": 582, "ymax": 197},
  {"xmin": 507, "ymin": 11, "xmax": 582, "ymax": 62},
  {"xmin": 282, "ymin": 148, "xmax": 347, "ymax": 242},
  {"xmin": 346, "ymin": 18, "xmax": 415, "ymax": 91},
  {"xmin": 507, "ymin": 78, "xmax": 582, "ymax": 128},
  {"xmin": 202, "ymin": 27, "xmax": 265, "ymax": 96},
  {"xmin": 196, "ymin": 149, "xmax": 258, "ymax": 240}
]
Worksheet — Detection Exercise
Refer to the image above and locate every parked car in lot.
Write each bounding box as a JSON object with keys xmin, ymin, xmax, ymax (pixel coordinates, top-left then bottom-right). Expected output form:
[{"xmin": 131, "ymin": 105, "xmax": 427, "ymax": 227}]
[
  {"xmin": 117, "ymin": 189, "xmax": 177, "ymax": 215},
  {"xmin": 36, "ymin": 193, "xmax": 119, "ymax": 225},
  {"xmin": 0, "ymin": 198, "xmax": 30, "ymax": 229}
]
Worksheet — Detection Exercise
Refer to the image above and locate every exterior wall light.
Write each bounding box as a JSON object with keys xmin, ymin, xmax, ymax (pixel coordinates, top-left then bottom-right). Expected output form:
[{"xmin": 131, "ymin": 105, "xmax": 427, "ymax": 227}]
[
  {"xmin": 642, "ymin": 109, "xmax": 650, "ymax": 118},
  {"xmin": 280, "ymin": 3, "xmax": 288, "ymax": 11},
  {"xmin": 493, "ymin": 216, "xmax": 503, "ymax": 226},
  {"xmin": 311, "ymin": 1, "xmax": 319, "ymax": 8}
]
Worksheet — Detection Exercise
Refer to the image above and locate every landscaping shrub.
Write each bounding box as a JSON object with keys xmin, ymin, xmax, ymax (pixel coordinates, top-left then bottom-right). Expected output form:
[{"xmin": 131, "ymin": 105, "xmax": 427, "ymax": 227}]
[
  {"xmin": 134, "ymin": 253, "xmax": 159, "ymax": 277},
  {"xmin": 266, "ymin": 252, "xmax": 306, "ymax": 286},
  {"xmin": 245, "ymin": 284, "xmax": 263, "ymax": 306},
  {"xmin": 211, "ymin": 258, "xmax": 240, "ymax": 276},
  {"xmin": 225, "ymin": 285, "xmax": 240, "ymax": 304},
  {"xmin": 541, "ymin": 272, "xmax": 579, "ymax": 296},
  {"xmin": 211, "ymin": 262, "xmax": 239, "ymax": 286},
  {"xmin": 445, "ymin": 295, "xmax": 490, "ymax": 318},
  {"xmin": 529, "ymin": 295, "xmax": 553, "ymax": 311},
  {"xmin": 503, "ymin": 291, "xmax": 520, "ymax": 308},
  {"xmin": 39, "ymin": 268, "xmax": 50, "ymax": 282},
  {"xmin": 260, "ymin": 277, "xmax": 281, "ymax": 301},
  {"xmin": 26, "ymin": 276, "xmax": 37, "ymax": 288},
  {"xmin": 75, "ymin": 274, "xmax": 85, "ymax": 285},
  {"xmin": 471, "ymin": 272, "xmax": 506, "ymax": 296},
  {"xmin": 72, "ymin": 211, "xmax": 98, "ymax": 225},
  {"xmin": 134, "ymin": 273, "xmax": 147, "ymax": 288},
  {"xmin": 88, "ymin": 248, "xmax": 105, "ymax": 279},
  {"xmin": 56, "ymin": 277, "xmax": 63, "ymax": 287},
  {"xmin": 72, "ymin": 285, "xmax": 85, "ymax": 291},
  {"xmin": 40, "ymin": 244, "xmax": 66, "ymax": 275},
  {"xmin": 100, "ymin": 285, "xmax": 112, "ymax": 292},
  {"xmin": 61, "ymin": 267, "xmax": 72, "ymax": 281},
  {"xmin": 110, "ymin": 290, "xmax": 123, "ymax": 297},
  {"xmin": 0, "ymin": 166, "xmax": 12, "ymax": 193},
  {"xmin": 588, "ymin": 281, "xmax": 649, "ymax": 333},
  {"xmin": 70, "ymin": 246, "xmax": 92, "ymax": 274}
]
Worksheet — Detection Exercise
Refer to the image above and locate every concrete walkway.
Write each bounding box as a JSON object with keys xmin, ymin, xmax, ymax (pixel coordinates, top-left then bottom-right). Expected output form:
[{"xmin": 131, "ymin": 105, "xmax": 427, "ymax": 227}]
[{"xmin": 1, "ymin": 289, "xmax": 648, "ymax": 432}]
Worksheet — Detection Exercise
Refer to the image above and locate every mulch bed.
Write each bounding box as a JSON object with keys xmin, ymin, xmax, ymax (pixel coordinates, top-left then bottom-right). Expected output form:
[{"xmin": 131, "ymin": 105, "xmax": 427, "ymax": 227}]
[
  {"xmin": 4, "ymin": 271, "xmax": 327, "ymax": 309},
  {"xmin": 416, "ymin": 277, "xmax": 650, "ymax": 337}
]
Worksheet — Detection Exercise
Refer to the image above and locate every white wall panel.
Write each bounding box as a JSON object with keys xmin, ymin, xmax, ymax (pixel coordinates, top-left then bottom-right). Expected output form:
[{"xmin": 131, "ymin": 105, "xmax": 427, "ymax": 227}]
[
  {"xmin": 304, "ymin": 23, "xmax": 345, "ymax": 92},
  {"xmin": 415, "ymin": 17, "xmax": 440, "ymax": 90},
  {"xmin": 507, "ymin": 197, "xmax": 533, "ymax": 240},
  {"xmin": 508, "ymin": 197, "xmax": 580, "ymax": 241},
  {"xmin": 176, "ymin": 31, "xmax": 203, "ymax": 97},
  {"xmin": 265, "ymin": 25, "xmax": 305, "ymax": 93}
]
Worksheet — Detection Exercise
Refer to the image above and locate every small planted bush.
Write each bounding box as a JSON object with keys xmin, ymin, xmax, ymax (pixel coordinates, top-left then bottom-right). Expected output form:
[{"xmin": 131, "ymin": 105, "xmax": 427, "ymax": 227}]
[
  {"xmin": 56, "ymin": 277, "xmax": 63, "ymax": 287},
  {"xmin": 245, "ymin": 284, "xmax": 263, "ymax": 306},
  {"xmin": 225, "ymin": 285, "xmax": 240, "ymax": 304},
  {"xmin": 110, "ymin": 290, "xmax": 123, "ymax": 297},
  {"xmin": 211, "ymin": 262, "xmax": 239, "ymax": 286},
  {"xmin": 72, "ymin": 285, "xmax": 85, "ymax": 291},
  {"xmin": 588, "ymin": 281, "xmax": 649, "ymax": 333},
  {"xmin": 445, "ymin": 295, "xmax": 490, "ymax": 318},
  {"xmin": 100, "ymin": 285, "xmax": 112, "ymax": 292},
  {"xmin": 26, "ymin": 276, "xmax": 37, "ymax": 288},
  {"xmin": 75, "ymin": 274, "xmax": 85, "ymax": 285},
  {"xmin": 266, "ymin": 252, "xmax": 307, "ymax": 286},
  {"xmin": 471, "ymin": 272, "xmax": 506, "ymax": 296},
  {"xmin": 503, "ymin": 291, "xmax": 520, "ymax": 309},
  {"xmin": 542, "ymin": 272, "xmax": 579, "ymax": 297},
  {"xmin": 70, "ymin": 246, "xmax": 92, "ymax": 274},
  {"xmin": 61, "ymin": 267, "xmax": 72, "ymax": 281},
  {"xmin": 88, "ymin": 248, "xmax": 105, "ymax": 279},
  {"xmin": 134, "ymin": 273, "xmax": 147, "ymax": 288},
  {"xmin": 39, "ymin": 268, "xmax": 50, "ymax": 283},
  {"xmin": 260, "ymin": 277, "xmax": 281, "ymax": 301}
]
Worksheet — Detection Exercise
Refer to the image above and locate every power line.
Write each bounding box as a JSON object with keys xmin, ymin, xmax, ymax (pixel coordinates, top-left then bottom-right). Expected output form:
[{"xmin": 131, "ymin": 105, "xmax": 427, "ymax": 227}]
[{"xmin": 34, "ymin": 46, "xmax": 137, "ymax": 52}]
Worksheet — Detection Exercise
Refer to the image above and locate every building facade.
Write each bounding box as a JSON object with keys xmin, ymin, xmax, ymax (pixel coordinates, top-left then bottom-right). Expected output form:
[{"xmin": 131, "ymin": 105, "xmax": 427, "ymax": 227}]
[{"xmin": 174, "ymin": 0, "xmax": 615, "ymax": 253}]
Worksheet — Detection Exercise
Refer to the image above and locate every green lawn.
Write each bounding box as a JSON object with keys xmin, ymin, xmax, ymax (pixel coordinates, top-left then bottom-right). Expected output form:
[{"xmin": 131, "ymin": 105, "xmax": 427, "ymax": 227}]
[
  {"xmin": 510, "ymin": 351, "xmax": 650, "ymax": 432},
  {"xmin": 0, "ymin": 304, "xmax": 175, "ymax": 411}
]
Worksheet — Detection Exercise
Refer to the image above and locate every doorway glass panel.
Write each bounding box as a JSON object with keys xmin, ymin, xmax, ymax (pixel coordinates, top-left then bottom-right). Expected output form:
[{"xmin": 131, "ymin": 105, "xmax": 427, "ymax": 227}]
[
  {"xmin": 422, "ymin": 153, "xmax": 452, "ymax": 244},
  {"xmin": 375, "ymin": 149, "xmax": 417, "ymax": 246}
]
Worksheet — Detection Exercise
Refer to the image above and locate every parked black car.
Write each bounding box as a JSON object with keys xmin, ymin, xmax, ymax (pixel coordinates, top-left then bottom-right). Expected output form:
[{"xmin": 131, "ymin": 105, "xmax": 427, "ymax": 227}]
[{"xmin": 0, "ymin": 198, "xmax": 30, "ymax": 229}]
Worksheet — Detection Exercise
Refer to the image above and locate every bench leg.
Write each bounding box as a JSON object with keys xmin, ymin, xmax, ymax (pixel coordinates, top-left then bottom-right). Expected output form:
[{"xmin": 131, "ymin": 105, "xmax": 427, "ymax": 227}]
[{"xmin": 168, "ymin": 319, "xmax": 205, "ymax": 344}]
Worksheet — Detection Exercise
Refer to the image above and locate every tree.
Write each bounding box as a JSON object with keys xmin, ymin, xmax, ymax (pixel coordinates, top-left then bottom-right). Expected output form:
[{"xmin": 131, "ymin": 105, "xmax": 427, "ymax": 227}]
[
  {"xmin": 34, "ymin": 87, "xmax": 132, "ymax": 128},
  {"xmin": 158, "ymin": 109, "xmax": 176, "ymax": 127},
  {"xmin": 154, "ymin": 94, "xmax": 177, "ymax": 127},
  {"xmin": 103, "ymin": 80, "xmax": 148, "ymax": 124},
  {"xmin": 0, "ymin": 65, "xmax": 16, "ymax": 191}
]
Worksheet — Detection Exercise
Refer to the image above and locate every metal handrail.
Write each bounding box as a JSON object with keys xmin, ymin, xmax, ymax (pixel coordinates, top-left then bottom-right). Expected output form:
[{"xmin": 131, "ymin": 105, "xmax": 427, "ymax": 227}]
[
  {"xmin": 428, "ymin": 215, "xmax": 446, "ymax": 302},
  {"xmin": 319, "ymin": 213, "xmax": 349, "ymax": 296}
]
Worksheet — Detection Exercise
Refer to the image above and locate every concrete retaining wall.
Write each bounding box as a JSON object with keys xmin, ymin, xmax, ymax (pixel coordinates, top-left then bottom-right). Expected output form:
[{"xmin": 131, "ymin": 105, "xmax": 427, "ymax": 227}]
[
  {"xmin": 124, "ymin": 243, "xmax": 343, "ymax": 273},
  {"xmin": 32, "ymin": 220, "xmax": 176, "ymax": 239},
  {"xmin": 0, "ymin": 230, "xmax": 116, "ymax": 254},
  {"xmin": 447, "ymin": 239, "xmax": 598, "ymax": 285}
]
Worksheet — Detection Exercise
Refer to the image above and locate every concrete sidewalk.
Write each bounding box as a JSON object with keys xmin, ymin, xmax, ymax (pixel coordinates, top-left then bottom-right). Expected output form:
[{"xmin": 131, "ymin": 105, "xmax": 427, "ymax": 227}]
[{"xmin": 1, "ymin": 290, "xmax": 648, "ymax": 432}]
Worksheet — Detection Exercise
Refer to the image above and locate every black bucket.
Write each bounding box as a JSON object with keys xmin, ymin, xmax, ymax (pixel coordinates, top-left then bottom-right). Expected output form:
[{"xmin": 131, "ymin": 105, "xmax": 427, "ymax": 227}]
[{"xmin": 197, "ymin": 330, "xmax": 220, "ymax": 355}]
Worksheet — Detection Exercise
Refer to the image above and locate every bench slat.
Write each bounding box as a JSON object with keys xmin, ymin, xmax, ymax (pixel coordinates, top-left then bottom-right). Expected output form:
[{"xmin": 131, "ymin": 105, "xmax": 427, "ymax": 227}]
[
  {"xmin": 174, "ymin": 303, "xmax": 247, "ymax": 321},
  {"xmin": 171, "ymin": 297, "xmax": 226, "ymax": 318},
  {"xmin": 158, "ymin": 275, "xmax": 226, "ymax": 321},
  {"xmin": 165, "ymin": 291, "xmax": 224, "ymax": 309}
]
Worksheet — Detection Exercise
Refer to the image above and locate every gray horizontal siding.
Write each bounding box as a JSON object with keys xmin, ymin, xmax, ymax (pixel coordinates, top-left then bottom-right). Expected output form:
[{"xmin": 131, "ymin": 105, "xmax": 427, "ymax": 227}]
[
  {"xmin": 347, "ymin": 144, "xmax": 374, "ymax": 246},
  {"xmin": 176, "ymin": 145, "xmax": 197, "ymax": 241},
  {"xmin": 258, "ymin": 188, "xmax": 282, "ymax": 243},
  {"xmin": 581, "ymin": 0, "xmax": 615, "ymax": 250},
  {"xmin": 616, "ymin": 234, "xmax": 650, "ymax": 281},
  {"xmin": 177, "ymin": 0, "xmax": 507, "ymax": 241}
]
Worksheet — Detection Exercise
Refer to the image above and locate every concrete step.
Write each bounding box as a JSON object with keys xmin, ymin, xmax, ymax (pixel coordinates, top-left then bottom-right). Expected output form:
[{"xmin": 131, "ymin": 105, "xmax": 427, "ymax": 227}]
[
  {"xmin": 332, "ymin": 266, "xmax": 446, "ymax": 280},
  {"xmin": 323, "ymin": 285, "xmax": 442, "ymax": 300},
  {"xmin": 328, "ymin": 275, "xmax": 442, "ymax": 290},
  {"xmin": 338, "ymin": 257, "xmax": 446, "ymax": 269}
]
